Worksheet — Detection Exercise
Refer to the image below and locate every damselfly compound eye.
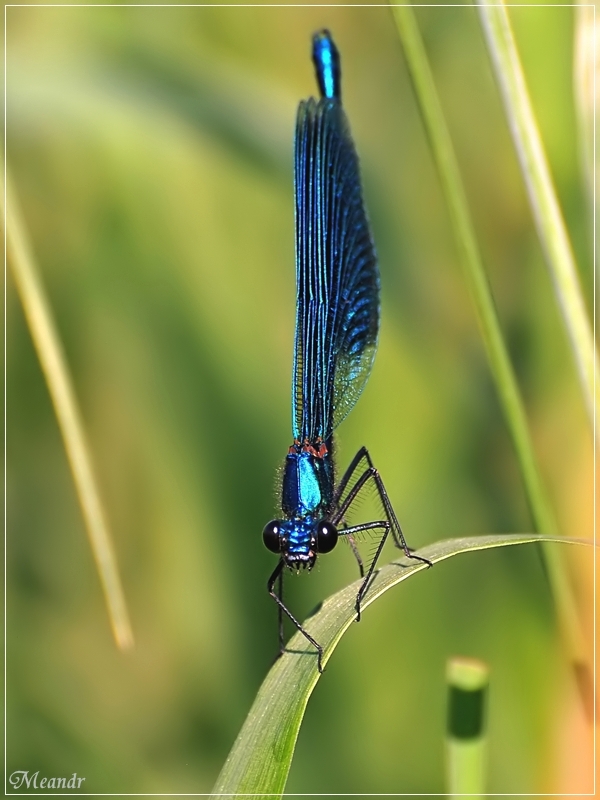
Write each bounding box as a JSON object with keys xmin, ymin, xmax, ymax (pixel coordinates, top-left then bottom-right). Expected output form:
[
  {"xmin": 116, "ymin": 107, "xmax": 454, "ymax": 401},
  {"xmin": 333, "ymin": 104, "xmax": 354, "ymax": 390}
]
[
  {"xmin": 316, "ymin": 521, "xmax": 338, "ymax": 553},
  {"xmin": 262, "ymin": 520, "xmax": 282, "ymax": 553}
]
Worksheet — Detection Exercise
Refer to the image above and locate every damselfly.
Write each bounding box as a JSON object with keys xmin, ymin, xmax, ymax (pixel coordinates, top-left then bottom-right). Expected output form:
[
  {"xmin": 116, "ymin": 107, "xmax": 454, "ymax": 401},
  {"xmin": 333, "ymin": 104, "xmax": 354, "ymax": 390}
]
[{"xmin": 262, "ymin": 30, "xmax": 430, "ymax": 672}]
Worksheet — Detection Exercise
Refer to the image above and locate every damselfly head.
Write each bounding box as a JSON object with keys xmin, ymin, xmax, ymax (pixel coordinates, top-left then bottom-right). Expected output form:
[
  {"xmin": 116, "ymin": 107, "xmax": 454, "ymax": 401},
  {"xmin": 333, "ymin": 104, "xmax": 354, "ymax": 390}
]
[
  {"xmin": 263, "ymin": 518, "xmax": 317, "ymax": 570},
  {"xmin": 262, "ymin": 518, "xmax": 338, "ymax": 571}
]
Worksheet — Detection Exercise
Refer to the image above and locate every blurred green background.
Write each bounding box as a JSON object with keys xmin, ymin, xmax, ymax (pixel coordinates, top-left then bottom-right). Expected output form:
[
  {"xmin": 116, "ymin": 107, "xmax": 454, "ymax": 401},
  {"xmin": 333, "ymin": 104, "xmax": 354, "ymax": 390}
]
[{"xmin": 6, "ymin": 2, "xmax": 593, "ymax": 794}]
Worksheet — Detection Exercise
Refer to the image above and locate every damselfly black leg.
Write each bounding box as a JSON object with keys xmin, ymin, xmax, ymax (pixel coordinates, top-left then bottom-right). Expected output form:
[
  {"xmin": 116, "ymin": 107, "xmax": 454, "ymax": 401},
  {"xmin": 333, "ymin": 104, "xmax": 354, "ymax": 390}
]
[
  {"xmin": 277, "ymin": 567, "xmax": 284, "ymax": 656},
  {"xmin": 335, "ymin": 446, "xmax": 432, "ymax": 562},
  {"xmin": 333, "ymin": 446, "xmax": 432, "ymax": 619},
  {"xmin": 268, "ymin": 560, "xmax": 324, "ymax": 672},
  {"xmin": 339, "ymin": 520, "xmax": 389, "ymax": 621}
]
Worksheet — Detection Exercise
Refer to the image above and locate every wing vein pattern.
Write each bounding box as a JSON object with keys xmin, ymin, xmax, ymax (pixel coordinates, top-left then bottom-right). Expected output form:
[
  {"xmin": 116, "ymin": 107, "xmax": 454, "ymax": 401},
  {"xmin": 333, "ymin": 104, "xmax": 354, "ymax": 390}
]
[{"xmin": 293, "ymin": 97, "xmax": 379, "ymax": 443}]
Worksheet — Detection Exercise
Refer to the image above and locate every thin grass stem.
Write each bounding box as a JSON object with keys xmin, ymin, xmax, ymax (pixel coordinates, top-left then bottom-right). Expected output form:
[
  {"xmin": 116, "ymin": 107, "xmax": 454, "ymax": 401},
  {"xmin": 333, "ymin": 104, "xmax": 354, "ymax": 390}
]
[
  {"xmin": 5, "ymin": 172, "xmax": 134, "ymax": 651},
  {"xmin": 476, "ymin": 0, "xmax": 598, "ymax": 439},
  {"xmin": 390, "ymin": 2, "xmax": 590, "ymax": 707},
  {"xmin": 573, "ymin": 5, "xmax": 595, "ymax": 239}
]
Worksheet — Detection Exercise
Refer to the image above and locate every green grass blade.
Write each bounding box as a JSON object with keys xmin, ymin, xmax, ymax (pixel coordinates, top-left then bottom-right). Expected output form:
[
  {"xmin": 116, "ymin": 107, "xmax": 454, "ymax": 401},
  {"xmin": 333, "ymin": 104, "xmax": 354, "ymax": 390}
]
[
  {"xmin": 390, "ymin": 2, "xmax": 589, "ymax": 701},
  {"xmin": 211, "ymin": 534, "xmax": 580, "ymax": 797},
  {"xmin": 476, "ymin": 0, "xmax": 599, "ymax": 435},
  {"xmin": 5, "ymin": 173, "xmax": 134, "ymax": 651}
]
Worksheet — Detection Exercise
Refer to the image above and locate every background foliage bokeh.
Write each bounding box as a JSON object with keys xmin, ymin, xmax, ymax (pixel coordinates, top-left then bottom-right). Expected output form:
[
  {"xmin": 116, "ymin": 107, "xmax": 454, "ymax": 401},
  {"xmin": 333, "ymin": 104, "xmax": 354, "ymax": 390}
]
[{"xmin": 7, "ymin": 3, "xmax": 593, "ymax": 794}]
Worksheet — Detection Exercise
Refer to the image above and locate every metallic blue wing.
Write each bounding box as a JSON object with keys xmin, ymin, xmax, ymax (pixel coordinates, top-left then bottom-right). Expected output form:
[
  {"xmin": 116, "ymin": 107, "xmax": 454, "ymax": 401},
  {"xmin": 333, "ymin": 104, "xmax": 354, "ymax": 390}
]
[{"xmin": 292, "ymin": 85, "xmax": 379, "ymax": 443}]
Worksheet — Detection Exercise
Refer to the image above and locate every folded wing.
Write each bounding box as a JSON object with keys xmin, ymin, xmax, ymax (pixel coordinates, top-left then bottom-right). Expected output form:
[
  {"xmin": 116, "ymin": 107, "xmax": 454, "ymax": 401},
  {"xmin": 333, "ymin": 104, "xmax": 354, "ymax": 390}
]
[{"xmin": 293, "ymin": 97, "xmax": 379, "ymax": 443}]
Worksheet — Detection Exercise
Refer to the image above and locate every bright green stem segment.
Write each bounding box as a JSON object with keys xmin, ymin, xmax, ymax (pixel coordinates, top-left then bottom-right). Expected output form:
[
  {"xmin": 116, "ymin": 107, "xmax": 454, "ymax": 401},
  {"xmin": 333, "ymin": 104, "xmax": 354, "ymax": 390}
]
[
  {"xmin": 212, "ymin": 535, "xmax": 580, "ymax": 797},
  {"xmin": 390, "ymin": 2, "xmax": 588, "ymax": 677},
  {"xmin": 476, "ymin": 0, "xmax": 598, "ymax": 437},
  {"xmin": 446, "ymin": 657, "xmax": 489, "ymax": 797},
  {"xmin": 5, "ymin": 173, "xmax": 134, "ymax": 652},
  {"xmin": 446, "ymin": 738, "xmax": 487, "ymax": 798}
]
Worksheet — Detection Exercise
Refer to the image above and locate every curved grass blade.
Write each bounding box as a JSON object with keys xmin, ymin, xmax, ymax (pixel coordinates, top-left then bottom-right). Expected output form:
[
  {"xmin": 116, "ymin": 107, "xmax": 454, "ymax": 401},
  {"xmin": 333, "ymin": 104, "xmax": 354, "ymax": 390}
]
[
  {"xmin": 5, "ymin": 172, "xmax": 134, "ymax": 651},
  {"xmin": 476, "ymin": 0, "xmax": 599, "ymax": 437},
  {"xmin": 390, "ymin": 2, "xmax": 590, "ymax": 712},
  {"xmin": 211, "ymin": 534, "xmax": 580, "ymax": 797}
]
